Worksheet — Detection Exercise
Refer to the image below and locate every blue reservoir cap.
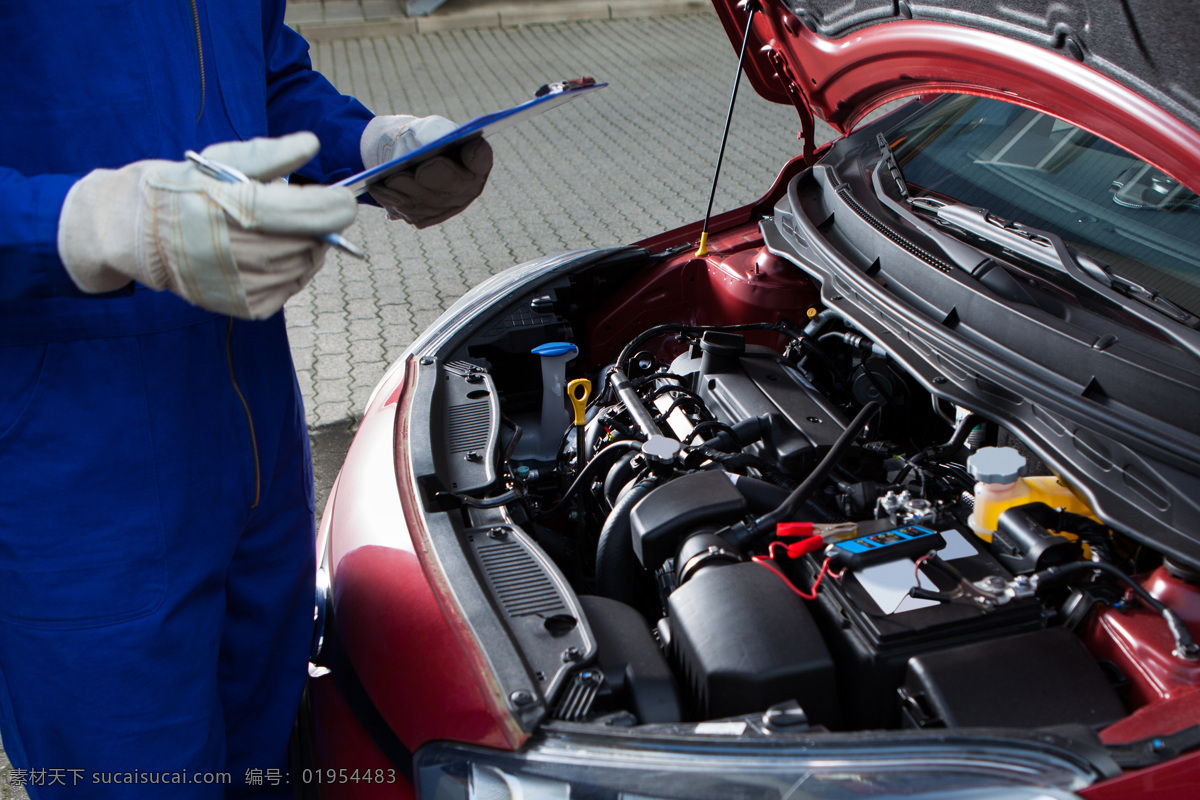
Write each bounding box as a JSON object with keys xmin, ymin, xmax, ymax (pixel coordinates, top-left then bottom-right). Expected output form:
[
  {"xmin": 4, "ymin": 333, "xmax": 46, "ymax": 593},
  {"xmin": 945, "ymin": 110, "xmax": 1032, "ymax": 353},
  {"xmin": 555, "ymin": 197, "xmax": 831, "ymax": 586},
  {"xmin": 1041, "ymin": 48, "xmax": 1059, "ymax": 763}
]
[{"xmin": 532, "ymin": 342, "xmax": 578, "ymax": 358}]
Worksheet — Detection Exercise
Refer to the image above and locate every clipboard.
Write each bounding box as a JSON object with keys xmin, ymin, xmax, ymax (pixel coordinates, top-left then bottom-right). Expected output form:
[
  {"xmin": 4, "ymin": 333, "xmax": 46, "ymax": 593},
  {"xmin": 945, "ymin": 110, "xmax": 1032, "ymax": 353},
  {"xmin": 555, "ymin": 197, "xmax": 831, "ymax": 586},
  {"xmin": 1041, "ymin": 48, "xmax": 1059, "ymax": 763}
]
[{"xmin": 336, "ymin": 78, "xmax": 608, "ymax": 196}]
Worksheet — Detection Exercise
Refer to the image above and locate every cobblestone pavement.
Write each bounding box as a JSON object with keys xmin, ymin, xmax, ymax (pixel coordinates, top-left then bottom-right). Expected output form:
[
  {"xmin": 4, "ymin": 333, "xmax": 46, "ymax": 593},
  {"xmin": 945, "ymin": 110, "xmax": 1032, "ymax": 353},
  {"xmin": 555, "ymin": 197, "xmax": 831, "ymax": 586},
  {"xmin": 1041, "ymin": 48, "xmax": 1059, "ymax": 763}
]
[
  {"xmin": 289, "ymin": 11, "xmax": 834, "ymax": 428},
  {"xmin": 1, "ymin": 13, "xmax": 836, "ymax": 798},
  {"xmin": 284, "ymin": 0, "xmax": 714, "ymax": 40}
]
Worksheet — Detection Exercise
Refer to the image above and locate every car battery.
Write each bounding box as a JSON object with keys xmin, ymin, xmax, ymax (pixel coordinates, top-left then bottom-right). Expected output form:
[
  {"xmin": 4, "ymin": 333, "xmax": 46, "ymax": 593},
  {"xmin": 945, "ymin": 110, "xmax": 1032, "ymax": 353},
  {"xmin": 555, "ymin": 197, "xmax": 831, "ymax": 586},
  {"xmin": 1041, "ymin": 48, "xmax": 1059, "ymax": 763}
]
[{"xmin": 804, "ymin": 521, "xmax": 1047, "ymax": 729}]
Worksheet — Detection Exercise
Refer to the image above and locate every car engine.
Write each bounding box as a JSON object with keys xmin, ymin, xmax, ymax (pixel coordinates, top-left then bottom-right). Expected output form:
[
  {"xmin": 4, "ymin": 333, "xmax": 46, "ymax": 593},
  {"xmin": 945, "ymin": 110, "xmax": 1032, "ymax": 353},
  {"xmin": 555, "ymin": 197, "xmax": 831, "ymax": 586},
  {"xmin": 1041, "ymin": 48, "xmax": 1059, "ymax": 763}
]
[{"xmin": 429, "ymin": 238, "xmax": 1200, "ymax": 738}]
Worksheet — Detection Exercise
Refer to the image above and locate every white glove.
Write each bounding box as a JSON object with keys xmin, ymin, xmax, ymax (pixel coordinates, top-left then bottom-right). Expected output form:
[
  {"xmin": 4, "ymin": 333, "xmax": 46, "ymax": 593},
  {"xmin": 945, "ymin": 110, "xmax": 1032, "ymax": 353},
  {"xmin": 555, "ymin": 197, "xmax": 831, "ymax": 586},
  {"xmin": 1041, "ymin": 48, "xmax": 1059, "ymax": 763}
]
[
  {"xmin": 360, "ymin": 115, "xmax": 492, "ymax": 228},
  {"xmin": 58, "ymin": 132, "xmax": 358, "ymax": 320}
]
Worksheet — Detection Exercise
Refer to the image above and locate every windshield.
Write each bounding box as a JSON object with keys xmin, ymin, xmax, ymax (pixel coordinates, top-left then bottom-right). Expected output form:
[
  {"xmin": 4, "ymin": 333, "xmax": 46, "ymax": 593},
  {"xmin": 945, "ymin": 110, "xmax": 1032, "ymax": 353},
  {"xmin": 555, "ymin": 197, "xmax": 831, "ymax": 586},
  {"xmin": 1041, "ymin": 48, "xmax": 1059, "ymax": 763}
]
[{"xmin": 889, "ymin": 95, "xmax": 1200, "ymax": 315}]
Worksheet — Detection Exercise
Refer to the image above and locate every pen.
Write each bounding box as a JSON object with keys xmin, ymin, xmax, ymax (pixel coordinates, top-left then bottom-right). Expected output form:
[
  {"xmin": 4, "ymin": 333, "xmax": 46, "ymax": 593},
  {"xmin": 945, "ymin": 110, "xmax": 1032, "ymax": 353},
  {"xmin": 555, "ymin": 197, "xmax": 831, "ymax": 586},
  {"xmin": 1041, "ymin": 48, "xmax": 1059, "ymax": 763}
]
[{"xmin": 185, "ymin": 150, "xmax": 365, "ymax": 260}]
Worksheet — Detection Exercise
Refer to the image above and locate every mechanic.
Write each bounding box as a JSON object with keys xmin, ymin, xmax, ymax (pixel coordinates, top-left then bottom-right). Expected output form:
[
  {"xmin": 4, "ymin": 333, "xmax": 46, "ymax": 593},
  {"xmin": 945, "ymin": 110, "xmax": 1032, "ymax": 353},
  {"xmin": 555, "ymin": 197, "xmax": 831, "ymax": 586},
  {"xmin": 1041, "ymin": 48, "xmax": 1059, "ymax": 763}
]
[{"xmin": 0, "ymin": 2, "xmax": 490, "ymax": 798}]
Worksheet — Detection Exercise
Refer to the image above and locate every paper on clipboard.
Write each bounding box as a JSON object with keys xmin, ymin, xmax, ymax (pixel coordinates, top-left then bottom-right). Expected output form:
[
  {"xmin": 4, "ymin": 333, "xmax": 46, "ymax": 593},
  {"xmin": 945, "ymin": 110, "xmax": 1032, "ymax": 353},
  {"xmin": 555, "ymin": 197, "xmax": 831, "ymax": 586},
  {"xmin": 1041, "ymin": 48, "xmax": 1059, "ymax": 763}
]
[{"xmin": 336, "ymin": 79, "xmax": 608, "ymax": 196}]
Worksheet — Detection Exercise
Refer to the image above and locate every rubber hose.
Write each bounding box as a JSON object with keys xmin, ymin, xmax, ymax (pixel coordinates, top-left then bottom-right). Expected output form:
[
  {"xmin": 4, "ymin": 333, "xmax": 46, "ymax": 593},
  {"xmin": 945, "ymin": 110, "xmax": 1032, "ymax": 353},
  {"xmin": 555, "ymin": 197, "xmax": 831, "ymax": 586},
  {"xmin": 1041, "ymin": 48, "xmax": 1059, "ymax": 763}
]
[
  {"xmin": 603, "ymin": 452, "xmax": 638, "ymax": 506},
  {"xmin": 912, "ymin": 412, "xmax": 979, "ymax": 465},
  {"xmin": 595, "ymin": 476, "xmax": 659, "ymax": 605}
]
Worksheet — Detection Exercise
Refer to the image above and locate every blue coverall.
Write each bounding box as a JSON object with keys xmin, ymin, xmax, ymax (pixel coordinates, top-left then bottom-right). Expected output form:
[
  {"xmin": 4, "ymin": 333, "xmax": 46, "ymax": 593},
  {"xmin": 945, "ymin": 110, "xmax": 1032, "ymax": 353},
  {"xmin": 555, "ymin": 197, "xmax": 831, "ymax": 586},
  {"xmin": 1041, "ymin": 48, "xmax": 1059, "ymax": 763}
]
[{"xmin": 0, "ymin": 2, "xmax": 374, "ymax": 796}]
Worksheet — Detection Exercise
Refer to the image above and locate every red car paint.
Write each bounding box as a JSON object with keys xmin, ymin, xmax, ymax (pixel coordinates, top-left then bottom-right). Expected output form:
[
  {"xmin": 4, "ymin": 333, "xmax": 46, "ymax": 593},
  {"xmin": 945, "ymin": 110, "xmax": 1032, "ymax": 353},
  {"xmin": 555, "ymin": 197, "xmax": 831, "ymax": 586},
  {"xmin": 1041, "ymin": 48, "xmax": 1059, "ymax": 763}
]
[
  {"xmin": 1096, "ymin": 569, "xmax": 1200, "ymax": 707},
  {"xmin": 318, "ymin": 219, "xmax": 1200, "ymax": 800},
  {"xmin": 334, "ymin": 545, "xmax": 515, "ymax": 752},
  {"xmin": 588, "ymin": 228, "xmax": 822, "ymax": 368},
  {"xmin": 1079, "ymin": 748, "xmax": 1200, "ymax": 800},
  {"xmin": 310, "ymin": 360, "xmax": 525, "ymax": 795},
  {"xmin": 712, "ymin": 9, "xmax": 1200, "ymax": 195},
  {"xmin": 305, "ymin": 675, "xmax": 410, "ymax": 800},
  {"xmin": 1085, "ymin": 568, "xmax": 1200, "ymax": 727}
]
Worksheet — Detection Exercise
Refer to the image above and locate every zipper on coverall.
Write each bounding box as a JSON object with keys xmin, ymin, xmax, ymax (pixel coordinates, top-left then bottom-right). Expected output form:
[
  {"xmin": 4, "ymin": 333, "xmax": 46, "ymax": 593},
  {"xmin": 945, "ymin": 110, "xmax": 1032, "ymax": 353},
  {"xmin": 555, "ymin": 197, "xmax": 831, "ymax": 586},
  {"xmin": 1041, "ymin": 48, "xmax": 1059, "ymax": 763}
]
[
  {"xmin": 189, "ymin": 0, "xmax": 206, "ymax": 120},
  {"xmin": 194, "ymin": 3, "xmax": 257, "ymax": 508},
  {"xmin": 226, "ymin": 319, "xmax": 262, "ymax": 510},
  {"xmin": 192, "ymin": 3, "xmax": 259, "ymax": 508}
]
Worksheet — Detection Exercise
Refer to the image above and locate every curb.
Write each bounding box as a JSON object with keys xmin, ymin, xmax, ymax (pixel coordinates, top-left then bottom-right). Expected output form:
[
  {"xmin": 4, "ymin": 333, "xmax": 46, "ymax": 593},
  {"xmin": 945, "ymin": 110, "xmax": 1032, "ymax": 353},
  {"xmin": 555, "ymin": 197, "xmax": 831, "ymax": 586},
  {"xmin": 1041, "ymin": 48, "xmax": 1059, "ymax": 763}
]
[{"xmin": 292, "ymin": 1, "xmax": 711, "ymax": 40}]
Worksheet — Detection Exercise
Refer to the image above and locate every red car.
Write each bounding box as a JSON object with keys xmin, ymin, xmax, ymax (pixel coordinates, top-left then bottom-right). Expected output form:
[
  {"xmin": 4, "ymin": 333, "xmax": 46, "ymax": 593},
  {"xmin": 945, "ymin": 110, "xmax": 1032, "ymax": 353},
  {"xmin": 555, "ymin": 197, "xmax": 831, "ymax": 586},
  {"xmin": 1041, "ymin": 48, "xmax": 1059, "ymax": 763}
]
[{"xmin": 300, "ymin": 1, "xmax": 1200, "ymax": 797}]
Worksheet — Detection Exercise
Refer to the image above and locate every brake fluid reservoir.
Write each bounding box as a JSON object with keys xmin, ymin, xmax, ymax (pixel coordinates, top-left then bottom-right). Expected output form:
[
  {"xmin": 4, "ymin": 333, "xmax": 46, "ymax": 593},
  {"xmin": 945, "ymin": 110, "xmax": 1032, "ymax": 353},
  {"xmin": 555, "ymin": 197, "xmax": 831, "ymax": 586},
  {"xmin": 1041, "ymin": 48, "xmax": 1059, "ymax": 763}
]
[{"xmin": 967, "ymin": 447, "xmax": 1094, "ymax": 542}]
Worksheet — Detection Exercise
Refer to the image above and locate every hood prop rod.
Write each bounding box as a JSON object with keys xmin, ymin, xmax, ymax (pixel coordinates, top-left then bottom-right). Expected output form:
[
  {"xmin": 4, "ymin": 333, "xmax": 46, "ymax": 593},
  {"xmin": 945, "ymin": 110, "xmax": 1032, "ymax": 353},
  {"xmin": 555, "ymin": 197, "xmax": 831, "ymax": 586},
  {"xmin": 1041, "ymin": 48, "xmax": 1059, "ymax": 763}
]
[{"xmin": 696, "ymin": 0, "xmax": 759, "ymax": 257}]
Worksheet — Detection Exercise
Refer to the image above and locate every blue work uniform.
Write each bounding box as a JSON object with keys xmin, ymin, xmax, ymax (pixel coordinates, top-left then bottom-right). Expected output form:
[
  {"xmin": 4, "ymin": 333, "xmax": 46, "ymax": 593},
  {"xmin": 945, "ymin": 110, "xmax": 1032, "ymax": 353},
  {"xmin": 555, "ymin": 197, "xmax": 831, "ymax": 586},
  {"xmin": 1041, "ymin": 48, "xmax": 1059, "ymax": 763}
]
[{"xmin": 0, "ymin": 2, "xmax": 374, "ymax": 797}]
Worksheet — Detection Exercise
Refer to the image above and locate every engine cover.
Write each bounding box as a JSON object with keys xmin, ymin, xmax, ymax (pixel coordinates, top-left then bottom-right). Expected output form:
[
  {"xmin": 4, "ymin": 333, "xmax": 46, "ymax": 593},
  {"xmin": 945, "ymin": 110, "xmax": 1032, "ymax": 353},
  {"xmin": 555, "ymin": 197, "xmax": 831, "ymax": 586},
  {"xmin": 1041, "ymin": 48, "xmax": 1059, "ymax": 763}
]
[{"xmin": 668, "ymin": 335, "xmax": 847, "ymax": 473}]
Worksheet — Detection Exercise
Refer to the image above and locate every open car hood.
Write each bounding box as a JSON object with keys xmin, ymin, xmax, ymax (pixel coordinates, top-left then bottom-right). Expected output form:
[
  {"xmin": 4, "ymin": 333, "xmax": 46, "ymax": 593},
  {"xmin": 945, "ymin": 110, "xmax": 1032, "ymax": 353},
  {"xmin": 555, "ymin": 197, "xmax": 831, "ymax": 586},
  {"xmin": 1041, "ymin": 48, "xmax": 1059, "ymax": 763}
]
[{"xmin": 714, "ymin": 0, "xmax": 1200, "ymax": 187}]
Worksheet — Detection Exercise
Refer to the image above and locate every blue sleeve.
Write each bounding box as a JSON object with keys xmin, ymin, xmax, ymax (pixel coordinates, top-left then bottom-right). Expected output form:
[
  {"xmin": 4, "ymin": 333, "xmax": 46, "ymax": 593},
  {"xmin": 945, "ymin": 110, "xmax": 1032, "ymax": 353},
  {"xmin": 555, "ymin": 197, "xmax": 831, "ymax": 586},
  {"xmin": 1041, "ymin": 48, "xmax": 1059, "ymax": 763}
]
[
  {"xmin": 262, "ymin": 3, "xmax": 375, "ymax": 185},
  {"xmin": 0, "ymin": 168, "xmax": 90, "ymax": 300}
]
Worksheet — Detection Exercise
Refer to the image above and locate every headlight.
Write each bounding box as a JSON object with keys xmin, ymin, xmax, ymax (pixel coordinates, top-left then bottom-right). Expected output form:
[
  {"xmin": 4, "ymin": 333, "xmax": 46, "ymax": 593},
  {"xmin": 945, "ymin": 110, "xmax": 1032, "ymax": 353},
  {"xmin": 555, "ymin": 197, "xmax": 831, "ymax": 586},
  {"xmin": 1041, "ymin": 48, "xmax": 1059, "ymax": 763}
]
[{"xmin": 416, "ymin": 730, "xmax": 1095, "ymax": 800}]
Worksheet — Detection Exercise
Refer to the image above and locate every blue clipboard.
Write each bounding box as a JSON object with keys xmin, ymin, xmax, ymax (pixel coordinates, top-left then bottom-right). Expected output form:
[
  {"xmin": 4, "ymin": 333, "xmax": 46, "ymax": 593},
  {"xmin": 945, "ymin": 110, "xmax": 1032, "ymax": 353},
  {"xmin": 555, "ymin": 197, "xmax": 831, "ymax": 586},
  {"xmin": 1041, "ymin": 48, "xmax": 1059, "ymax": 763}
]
[{"xmin": 336, "ymin": 79, "xmax": 608, "ymax": 196}]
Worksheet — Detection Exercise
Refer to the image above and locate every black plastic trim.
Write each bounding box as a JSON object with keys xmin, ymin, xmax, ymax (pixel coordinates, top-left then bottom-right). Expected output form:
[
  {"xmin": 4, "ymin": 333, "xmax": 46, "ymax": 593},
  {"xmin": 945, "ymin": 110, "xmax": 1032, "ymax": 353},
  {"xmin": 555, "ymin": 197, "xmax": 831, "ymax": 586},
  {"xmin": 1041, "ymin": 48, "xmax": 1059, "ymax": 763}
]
[{"xmin": 402, "ymin": 249, "xmax": 649, "ymax": 732}]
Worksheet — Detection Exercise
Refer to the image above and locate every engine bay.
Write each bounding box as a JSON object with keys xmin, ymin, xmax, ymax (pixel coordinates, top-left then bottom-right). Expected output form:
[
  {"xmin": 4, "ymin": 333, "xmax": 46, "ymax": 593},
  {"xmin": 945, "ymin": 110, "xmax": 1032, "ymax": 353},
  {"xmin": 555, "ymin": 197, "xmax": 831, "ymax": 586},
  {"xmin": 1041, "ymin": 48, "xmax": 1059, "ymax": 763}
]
[
  {"xmin": 415, "ymin": 227, "xmax": 1200, "ymax": 743},
  {"xmin": 397, "ymin": 85, "xmax": 1200, "ymax": 746}
]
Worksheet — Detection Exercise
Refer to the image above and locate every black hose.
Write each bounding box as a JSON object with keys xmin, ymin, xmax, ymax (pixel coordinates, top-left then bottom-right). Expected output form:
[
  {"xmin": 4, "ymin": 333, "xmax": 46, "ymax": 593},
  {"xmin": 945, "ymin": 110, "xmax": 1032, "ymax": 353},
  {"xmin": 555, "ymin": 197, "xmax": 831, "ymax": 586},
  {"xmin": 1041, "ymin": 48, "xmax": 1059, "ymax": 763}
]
[
  {"xmin": 617, "ymin": 323, "xmax": 693, "ymax": 373},
  {"xmin": 911, "ymin": 412, "xmax": 979, "ymax": 465},
  {"xmin": 595, "ymin": 476, "xmax": 660, "ymax": 604},
  {"xmin": 448, "ymin": 489, "xmax": 522, "ymax": 509},
  {"xmin": 535, "ymin": 440, "xmax": 642, "ymax": 519},
  {"xmin": 603, "ymin": 451, "xmax": 638, "ymax": 506},
  {"xmin": 1037, "ymin": 560, "xmax": 1199, "ymax": 661},
  {"xmin": 700, "ymin": 414, "xmax": 772, "ymax": 453},
  {"xmin": 701, "ymin": 450, "xmax": 793, "ymax": 488},
  {"xmin": 501, "ymin": 415, "xmax": 523, "ymax": 462},
  {"xmin": 724, "ymin": 402, "xmax": 880, "ymax": 549},
  {"xmin": 684, "ymin": 420, "xmax": 734, "ymax": 445}
]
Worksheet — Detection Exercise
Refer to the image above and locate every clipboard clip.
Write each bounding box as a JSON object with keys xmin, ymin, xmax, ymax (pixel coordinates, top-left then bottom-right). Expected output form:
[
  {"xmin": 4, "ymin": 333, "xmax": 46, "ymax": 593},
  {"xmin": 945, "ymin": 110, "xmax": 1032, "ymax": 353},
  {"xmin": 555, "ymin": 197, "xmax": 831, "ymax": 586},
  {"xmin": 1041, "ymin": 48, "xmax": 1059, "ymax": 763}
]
[{"xmin": 535, "ymin": 77, "xmax": 597, "ymax": 97}]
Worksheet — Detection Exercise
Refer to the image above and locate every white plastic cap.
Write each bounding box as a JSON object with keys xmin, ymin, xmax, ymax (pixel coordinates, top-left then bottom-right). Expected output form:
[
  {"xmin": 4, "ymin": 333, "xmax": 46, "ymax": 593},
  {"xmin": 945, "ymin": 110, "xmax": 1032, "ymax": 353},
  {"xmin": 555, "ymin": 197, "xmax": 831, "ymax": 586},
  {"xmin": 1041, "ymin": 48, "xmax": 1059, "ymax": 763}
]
[{"xmin": 966, "ymin": 446, "xmax": 1028, "ymax": 484}]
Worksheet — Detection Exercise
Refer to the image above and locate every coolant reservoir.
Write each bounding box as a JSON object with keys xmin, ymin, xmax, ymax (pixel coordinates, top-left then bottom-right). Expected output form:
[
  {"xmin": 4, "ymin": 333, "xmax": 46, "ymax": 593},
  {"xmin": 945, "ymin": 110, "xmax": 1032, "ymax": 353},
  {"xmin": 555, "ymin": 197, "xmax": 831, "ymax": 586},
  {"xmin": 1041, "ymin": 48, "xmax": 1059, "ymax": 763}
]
[{"xmin": 967, "ymin": 447, "xmax": 1094, "ymax": 542}]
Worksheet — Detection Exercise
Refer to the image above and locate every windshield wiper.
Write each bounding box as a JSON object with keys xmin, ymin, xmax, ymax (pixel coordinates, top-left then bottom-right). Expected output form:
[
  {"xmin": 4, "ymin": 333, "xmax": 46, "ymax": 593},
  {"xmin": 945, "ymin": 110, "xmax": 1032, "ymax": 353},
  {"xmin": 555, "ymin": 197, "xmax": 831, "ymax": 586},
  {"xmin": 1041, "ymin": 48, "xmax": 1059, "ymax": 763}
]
[
  {"xmin": 875, "ymin": 133, "xmax": 911, "ymax": 202},
  {"xmin": 934, "ymin": 203, "xmax": 1102, "ymax": 277},
  {"xmin": 933, "ymin": 202, "xmax": 1200, "ymax": 329},
  {"xmin": 864, "ymin": 143, "xmax": 1200, "ymax": 330},
  {"xmin": 1104, "ymin": 271, "xmax": 1200, "ymax": 327},
  {"xmin": 868, "ymin": 147, "xmax": 993, "ymax": 273}
]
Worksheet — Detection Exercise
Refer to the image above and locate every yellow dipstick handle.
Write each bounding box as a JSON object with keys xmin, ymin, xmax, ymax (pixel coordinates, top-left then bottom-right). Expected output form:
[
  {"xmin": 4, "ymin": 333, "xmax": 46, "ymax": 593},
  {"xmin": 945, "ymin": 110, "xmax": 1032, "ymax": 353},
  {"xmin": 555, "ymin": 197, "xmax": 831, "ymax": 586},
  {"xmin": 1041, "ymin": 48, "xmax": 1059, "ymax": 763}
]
[
  {"xmin": 567, "ymin": 378, "xmax": 592, "ymax": 477},
  {"xmin": 567, "ymin": 379, "xmax": 592, "ymax": 426}
]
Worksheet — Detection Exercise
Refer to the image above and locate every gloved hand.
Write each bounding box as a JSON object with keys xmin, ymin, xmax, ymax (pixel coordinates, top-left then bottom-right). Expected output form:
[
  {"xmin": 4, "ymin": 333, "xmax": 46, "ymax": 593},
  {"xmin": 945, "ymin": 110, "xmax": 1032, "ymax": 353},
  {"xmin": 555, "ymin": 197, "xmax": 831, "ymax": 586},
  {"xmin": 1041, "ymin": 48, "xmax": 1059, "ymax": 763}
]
[
  {"xmin": 360, "ymin": 115, "xmax": 492, "ymax": 228},
  {"xmin": 57, "ymin": 132, "xmax": 357, "ymax": 320}
]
